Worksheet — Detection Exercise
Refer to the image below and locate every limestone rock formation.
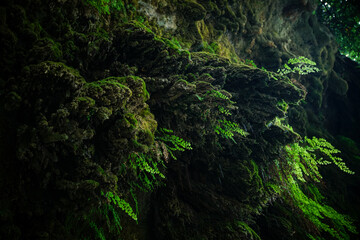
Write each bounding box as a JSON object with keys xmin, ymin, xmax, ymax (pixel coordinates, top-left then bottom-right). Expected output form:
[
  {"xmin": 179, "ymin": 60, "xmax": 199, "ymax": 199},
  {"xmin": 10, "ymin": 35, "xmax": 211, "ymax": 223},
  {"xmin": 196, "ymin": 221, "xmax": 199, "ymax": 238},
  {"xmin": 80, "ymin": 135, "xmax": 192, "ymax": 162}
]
[{"xmin": 0, "ymin": 0, "xmax": 359, "ymax": 239}]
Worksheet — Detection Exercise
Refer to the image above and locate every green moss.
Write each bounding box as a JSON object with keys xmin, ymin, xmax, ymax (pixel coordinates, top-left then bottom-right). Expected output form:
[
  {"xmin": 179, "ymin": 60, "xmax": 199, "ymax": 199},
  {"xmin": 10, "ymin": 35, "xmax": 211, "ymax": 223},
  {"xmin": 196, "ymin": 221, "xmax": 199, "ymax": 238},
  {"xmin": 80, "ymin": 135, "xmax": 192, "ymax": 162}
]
[
  {"xmin": 288, "ymin": 176, "xmax": 356, "ymax": 240},
  {"xmin": 39, "ymin": 61, "xmax": 85, "ymax": 80},
  {"xmin": 112, "ymin": 75, "xmax": 150, "ymax": 101},
  {"xmin": 127, "ymin": 20, "xmax": 154, "ymax": 34},
  {"xmin": 83, "ymin": 179, "xmax": 100, "ymax": 189},
  {"xmin": 63, "ymin": 40, "xmax": 77, "ymax": 62},
  {"xmin": 136, "ymin": 108, "xmax": 157, "ymax": 145},
  {"xmin": 198, "ymin": 41, "xmax": 218, "ymax": 54},
  {"xmin": 307, "ymin": 77, "xmax": 323, "ymax": 109},
  {"xmin": 97, "ymin": 166, "xmax": 106, "ymax": 176},
  {"xmin": 125, "ymin": 112, "xmax": 138, "ymax": 126},
  {"xmin": 76, "ymin": 96, "xmax": 96, "ymax": 106},
  {"xmin": 28, "ymin": 37, "xmax": 63, "ymax": 61},
  {"xmin": 86, "ymin": 77, "xmax": 130, "ymax": 91}
]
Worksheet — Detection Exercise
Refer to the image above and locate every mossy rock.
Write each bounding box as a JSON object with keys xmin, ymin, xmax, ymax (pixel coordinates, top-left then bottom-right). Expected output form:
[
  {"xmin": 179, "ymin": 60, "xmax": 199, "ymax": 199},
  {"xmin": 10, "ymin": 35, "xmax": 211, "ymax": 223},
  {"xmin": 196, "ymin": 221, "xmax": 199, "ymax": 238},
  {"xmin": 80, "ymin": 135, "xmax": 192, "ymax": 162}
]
[
  {"xmin": 179, "ymin": 0, "xmax": 206, "ymax": 21},
  {"xmin": 28, "ymin": 38, "xmax": 63, "ymax": 63}
]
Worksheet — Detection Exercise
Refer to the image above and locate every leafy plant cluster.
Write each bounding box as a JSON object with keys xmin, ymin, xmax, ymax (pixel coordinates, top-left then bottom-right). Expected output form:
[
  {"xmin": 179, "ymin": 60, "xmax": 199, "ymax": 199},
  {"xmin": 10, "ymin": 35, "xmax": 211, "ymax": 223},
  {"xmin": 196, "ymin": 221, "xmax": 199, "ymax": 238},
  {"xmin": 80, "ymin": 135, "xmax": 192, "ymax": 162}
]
[
  {"xmin": 128, "ymin": 152, "xmax": 165, "ymax": 192},
  {"xmin": 199, "ymin": 41, "xmax": 220, "ymax": 54},
  {"xmin": 286, "ymin": 136, "xmax": 355, "ymax": 182},
  {"xmin": 277, "ymin": 56, "xmax": 320, "ymax": 76},
  {"xmin": 263, "ymin": 55, "xmax": 356, "ymax": 239},
  {"xmin": 155, "ymin": 128, "xmax": 193, "ymax": 160},
  {"xmin": 214, "ymin": 119, "xmax": 249, "ymax": 143},
  {"xmin": 87, "ymin": 128, "xmax": 192, "ymax": 239},
  {"xmin": 276, "ymin": 99, "xmax": 289, "ymax": 113},
  {"xmin": 268, "ymin": 136, "xmax": 357, "ymax": 239},
  {"xmin": 257, "ymin": 56, "xmax": 319, "ymax": 82},
  {"xmin": 102, "ymin": 191, "xmax": 138, "ymax": 221},
  {"xmin": 267, "ymin": 117, "xmax": 297, "ymax": 136},
  {"xmin": 287, "ymin": 176, "xmax": 357, "ymax": 240},
  {"xmin": 205, "ymin": 89, "xmax": 232, "ymax": 101},
  {"xmin": 200, "ymin": 89, "xmax": 249, "ymax": 143},
  {"xmin": 244, "ymin": 59, "xmax": 258, "ymax": 68},
  {"xmin": 316, "ymin": 0, "xmax": 360, "ymax": 62}
]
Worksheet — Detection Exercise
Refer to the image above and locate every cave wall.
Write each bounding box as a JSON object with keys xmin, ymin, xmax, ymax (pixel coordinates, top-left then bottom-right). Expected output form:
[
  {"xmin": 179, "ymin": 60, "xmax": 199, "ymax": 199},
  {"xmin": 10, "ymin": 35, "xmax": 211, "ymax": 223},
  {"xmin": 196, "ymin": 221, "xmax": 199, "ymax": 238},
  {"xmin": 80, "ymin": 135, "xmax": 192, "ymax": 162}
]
[{"xmin": 0, "ymin": 0, "xmax": 359, "ymax": 239}]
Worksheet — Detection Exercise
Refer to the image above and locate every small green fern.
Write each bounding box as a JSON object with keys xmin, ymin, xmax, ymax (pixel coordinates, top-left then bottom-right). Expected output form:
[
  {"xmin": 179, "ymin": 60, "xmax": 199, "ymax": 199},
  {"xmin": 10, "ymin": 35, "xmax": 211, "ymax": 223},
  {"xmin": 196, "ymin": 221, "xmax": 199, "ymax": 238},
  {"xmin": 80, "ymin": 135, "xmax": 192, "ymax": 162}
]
[
  {"xmin": 214, "ymin": 119, "xmax": 248, "ymax": 143},
  {"xmin": 287, "ymin": 176, "xmax": 357, "ymax": 240},
  {"xmin": 274, "ymin": 136, "xmax": 357, "ymax": 239},
  {"xmin": 155, "ymin": 128, "xmax": 192, "ymax": 160},
  {"xmin": 102, "ymin": 191, "xmax": 138, "ymax": 222},
  {"xmin": 286, "ymin": 136, "xmax": 355, "ymax": 182},
  {"xmin": 277, "ymin": 56, "xmax": 320, "ymax": 76},
  {"xmin": 303, "ymin": 137, "xmax": 354, "ymax": 174}
]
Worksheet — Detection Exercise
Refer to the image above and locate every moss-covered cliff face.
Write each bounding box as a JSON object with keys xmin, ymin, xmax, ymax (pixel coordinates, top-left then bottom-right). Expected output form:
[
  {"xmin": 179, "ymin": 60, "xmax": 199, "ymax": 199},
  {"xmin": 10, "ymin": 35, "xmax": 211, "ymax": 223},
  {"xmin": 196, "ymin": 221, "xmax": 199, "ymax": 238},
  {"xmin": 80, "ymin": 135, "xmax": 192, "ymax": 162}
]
[{"xmin": 0, "ymin": 0, "xmax": 359, "ymax": 239}]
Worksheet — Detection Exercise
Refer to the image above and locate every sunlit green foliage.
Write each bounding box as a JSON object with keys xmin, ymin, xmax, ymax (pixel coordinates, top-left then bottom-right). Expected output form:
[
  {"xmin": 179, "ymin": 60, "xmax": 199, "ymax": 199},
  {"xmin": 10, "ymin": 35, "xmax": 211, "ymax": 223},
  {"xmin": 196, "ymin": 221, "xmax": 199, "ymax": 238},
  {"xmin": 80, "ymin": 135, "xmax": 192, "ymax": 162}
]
[
  {"xmin": 304, "ymin": 136, "xmax": 354, "ymax": 174},
  {"xmin": 276, "ymin": 99, "xmax": 289, "ymax": 112},
  {"xmin": 277, "ymin": 56, "xmax": 320, "ymax": 76},
  {"xmin": 245, "ymin": 59, "xmax": 258, "ymax": 68},
  {"xmin": 218, "ymin": 106, "xmax": 232, "ymax": 116},
  {"xmin": 269, "ymin": 136, "xmax": 357, "ymax": 239},
  {"xmin": 307, "ymin": 234, "xmax": 326, "ymax": 240},
  {"xmin": 102, "ymin": 191, "xmax": 138, "ymax": 221},
  {"xmin": 316, "ymin": 0, "xmax": 360, "ymax": 62},
  {"xmin": 218, "ymin": 106, "xmax": 231, "ymax": 116},
  {"xmin": 285, "ymin": 142, "xmax": 321, "ymax": 182},
  {"xmin": 286, "ymin": 136, "xmax": 355, "ymax": 180},
  {"xmin": 287, "ymin": 176, "xmax": 357, "ymax": 240}
]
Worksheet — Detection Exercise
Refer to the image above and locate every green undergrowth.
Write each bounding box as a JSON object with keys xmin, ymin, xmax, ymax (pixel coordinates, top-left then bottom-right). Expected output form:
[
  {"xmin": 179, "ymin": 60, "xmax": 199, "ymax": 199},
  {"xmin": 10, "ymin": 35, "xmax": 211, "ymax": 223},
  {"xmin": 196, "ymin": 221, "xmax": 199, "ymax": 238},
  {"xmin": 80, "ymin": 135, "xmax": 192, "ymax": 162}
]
[
  {"xmin": 195, "ymin": 87, "xmax": 249, "ymax": 144},
  {"xmin": 155, "ymin": 128, "xmax": 192, "ymax": 160},
  {"xmin": 123, "ymin": 20, "xmax": 192, "ymax": 61},
  {"xmin": 266, "ymin": 136, "xmax": 357, "ymax": 239},
  {"xmin": 277, "ymin": 56, "xmax": 320, "ymax": 78},
  {"xmin": 214, "ymin": 119, "xmax": 248, "ymax": 143},
  {"xmin": 71, "ymin": 127, "xmax": 192, "ymax": 239}
]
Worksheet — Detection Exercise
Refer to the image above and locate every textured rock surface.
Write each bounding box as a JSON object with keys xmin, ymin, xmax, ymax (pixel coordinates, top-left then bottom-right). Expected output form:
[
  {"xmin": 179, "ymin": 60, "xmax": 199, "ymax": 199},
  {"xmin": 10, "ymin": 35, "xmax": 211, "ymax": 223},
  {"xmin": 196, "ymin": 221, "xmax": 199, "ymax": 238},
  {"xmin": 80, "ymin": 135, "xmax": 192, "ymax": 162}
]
[{"xmin": 0, "ymin": 0, "xmax": 359, "ymax": 239}]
